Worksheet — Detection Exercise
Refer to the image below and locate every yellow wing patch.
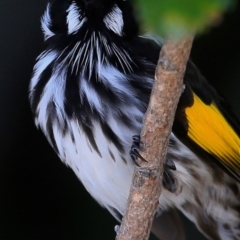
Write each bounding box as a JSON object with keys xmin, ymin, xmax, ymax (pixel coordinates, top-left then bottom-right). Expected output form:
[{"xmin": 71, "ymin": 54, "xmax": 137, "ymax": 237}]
[{"xmin": 185, "ymin": 93, "xmax": 240, "ymax": 172}]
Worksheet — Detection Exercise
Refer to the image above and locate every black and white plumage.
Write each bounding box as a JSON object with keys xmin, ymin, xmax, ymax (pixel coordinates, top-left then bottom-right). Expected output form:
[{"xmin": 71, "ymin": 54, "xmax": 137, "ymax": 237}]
[{"xmin": 29, "ymin": 0, "xmax": 240, "ymax": 239}]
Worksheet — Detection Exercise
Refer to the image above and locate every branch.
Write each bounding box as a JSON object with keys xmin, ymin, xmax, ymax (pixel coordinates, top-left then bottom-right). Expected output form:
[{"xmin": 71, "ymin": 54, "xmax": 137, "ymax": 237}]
[{"xmin": 115, "ymin": 35, "xmax": 194, "ymax": 240}]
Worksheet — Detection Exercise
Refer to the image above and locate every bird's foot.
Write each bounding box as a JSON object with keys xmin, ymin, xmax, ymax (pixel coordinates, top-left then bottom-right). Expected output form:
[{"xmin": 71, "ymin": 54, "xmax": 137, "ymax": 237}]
[
  {"xmin": 129, "ymin": 135, "xmax": 177, "ymax": 193},
  {"xmin": 129, "ymin": 135, "xmax": 147, "ymax": 166},
  {"xmin": 163, "ymin": 158, "xmax": 177, "ymax": 193}
]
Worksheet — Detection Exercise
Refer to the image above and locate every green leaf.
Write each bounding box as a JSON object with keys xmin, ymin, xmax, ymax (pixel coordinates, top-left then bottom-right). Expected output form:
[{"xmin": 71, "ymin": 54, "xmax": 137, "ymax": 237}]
[{"xmin": 136, "ymin": 0, "xmax": 236, "ymax": 37}]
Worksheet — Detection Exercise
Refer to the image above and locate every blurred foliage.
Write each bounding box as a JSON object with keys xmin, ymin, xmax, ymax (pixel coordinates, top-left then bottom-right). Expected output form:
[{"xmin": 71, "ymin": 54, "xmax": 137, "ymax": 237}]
[{"xmin": 136, "ymin": 0, "xmax": 236, "ymax": 37}]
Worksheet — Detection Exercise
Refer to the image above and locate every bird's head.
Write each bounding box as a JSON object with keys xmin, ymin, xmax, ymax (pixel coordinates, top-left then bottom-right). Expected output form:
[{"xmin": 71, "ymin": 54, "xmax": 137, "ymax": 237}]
[{"xmin": 42, "ymin": 0, "xmax": 139, "ymax": 40}]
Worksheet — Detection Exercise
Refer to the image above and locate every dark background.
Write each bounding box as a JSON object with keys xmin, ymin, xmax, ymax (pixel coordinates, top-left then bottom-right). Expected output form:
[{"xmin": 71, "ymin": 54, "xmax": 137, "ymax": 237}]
[{"xmin": 0, "ymin": 0, "xmax": 239, "ymax": 239}]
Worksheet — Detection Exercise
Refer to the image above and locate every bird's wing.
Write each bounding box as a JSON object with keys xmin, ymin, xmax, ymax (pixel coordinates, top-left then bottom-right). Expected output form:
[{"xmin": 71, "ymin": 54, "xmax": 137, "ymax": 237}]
[{"xmin": 174, "ymin": 61, "xmax": 240, "ymax": 181}]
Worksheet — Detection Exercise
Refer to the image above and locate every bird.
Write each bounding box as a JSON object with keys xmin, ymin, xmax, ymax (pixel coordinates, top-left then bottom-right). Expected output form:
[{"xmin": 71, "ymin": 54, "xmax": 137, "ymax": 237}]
[{"xmin": 29, "ymin": 0, "xmax": 240, "ymax": 239}]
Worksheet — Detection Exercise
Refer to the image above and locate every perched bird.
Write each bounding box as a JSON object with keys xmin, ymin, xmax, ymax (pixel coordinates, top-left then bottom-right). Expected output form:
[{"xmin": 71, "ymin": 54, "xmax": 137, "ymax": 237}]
[{"xmin": 29, "ymin": 0, "xmax": 240, "ymax": 239}]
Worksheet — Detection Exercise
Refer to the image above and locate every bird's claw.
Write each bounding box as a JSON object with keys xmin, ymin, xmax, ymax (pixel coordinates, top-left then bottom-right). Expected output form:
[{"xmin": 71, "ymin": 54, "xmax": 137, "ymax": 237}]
[{"xmin": 129, "ymin": 135, "xmax": 147, "ymax": 166}]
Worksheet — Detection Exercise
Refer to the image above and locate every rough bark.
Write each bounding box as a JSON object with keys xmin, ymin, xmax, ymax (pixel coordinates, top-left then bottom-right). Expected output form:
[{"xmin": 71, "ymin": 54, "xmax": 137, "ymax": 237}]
[{"xmin": 115, "ymin": 35, "xmax": 194, "ymax": 240}]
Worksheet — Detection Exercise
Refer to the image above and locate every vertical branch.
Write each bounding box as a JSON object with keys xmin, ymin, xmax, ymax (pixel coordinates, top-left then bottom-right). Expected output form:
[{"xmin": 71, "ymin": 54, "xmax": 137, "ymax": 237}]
[{"xmin": 115, "ymin": 35, "xmax": 194, "ymax": 240}]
